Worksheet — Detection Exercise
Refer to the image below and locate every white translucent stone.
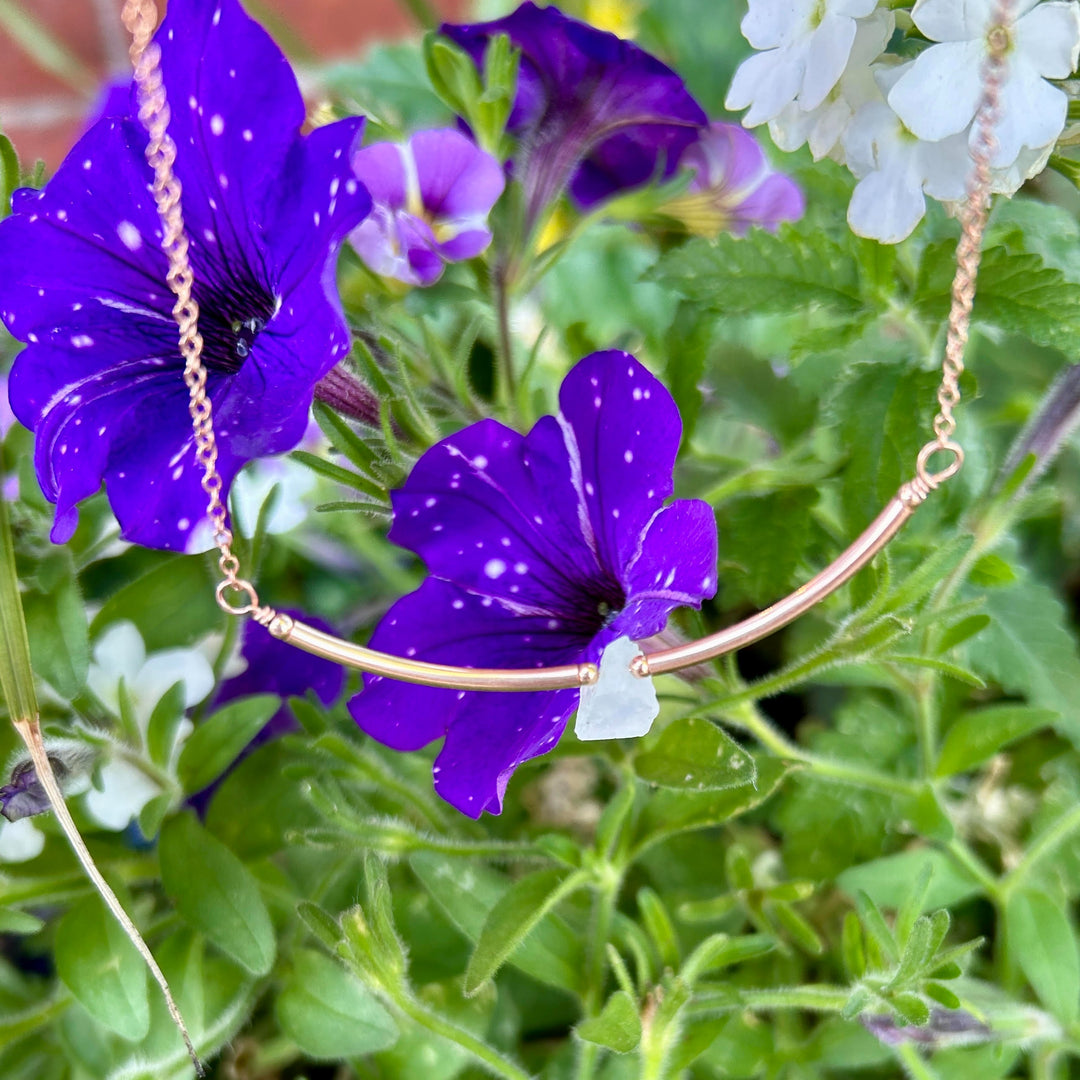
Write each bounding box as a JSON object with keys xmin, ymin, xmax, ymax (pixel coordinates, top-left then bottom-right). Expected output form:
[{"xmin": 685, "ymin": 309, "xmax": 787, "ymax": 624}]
[{"xmin": 575, "ymin": 635, "xmax": 659, "ymax": 741}]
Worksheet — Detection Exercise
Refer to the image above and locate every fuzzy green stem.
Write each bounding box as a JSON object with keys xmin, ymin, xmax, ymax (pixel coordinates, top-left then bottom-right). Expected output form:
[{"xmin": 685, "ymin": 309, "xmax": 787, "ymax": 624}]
[
  {"xmin": 575, "ymin": 872, "xmax": 620, "ymax": 1080},
  {"xmin": 393, "ymin": 992, "xmax": 531, "ymax": 1080},
  {"xmin": 691, "ymin": 984, "xmax": 849, "ymax": 1017}
]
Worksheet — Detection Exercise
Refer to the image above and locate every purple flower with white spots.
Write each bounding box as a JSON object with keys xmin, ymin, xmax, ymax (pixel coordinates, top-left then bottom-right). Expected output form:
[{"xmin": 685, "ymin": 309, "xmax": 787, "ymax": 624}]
[
  {"xmin": 350, "ymin": 128, "xmax": 505, "ymax": 287},
  {"xmin": 0, "ymin": 0, "xmax": 371, "ymax": 550},
  {"xmin": 441, "ymin": 2, "xmax": 706, "ymax": 231},
  {"xmin": 348, "ymin": 351, "xmax": 717, "ymax": 818},
  {"xmin": 663, "ymin": 122, "xmax": 804, "ymax": 236}
]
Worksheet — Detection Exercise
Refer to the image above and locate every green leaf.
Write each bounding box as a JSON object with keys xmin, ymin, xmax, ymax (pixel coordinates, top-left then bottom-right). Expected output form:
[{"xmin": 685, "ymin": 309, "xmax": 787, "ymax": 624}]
[
  {"xmin": 717, "ymin": 488, "xmax": 819, "ymax": 606},
  {"xmin": 177, "ymin": 693, "xmax": 281, "ymax": 794},
  {"xmin": 826, "ymin": 363, "xmax": 942, "ymax": 529},
  {"xmin": 935, "ymin": 613, "xmax": 991, "ymax": 654},
  {"xmin": 854, "ymin": 891, "xmax": 898, "ymax": 965},
  {"xmin": 0, "ymin": 495, "xmax": 37, "ymax": 723},
  {"xmin": 651, "ymin": 226, "xmax": 865, "ymax": 317},
  {"xmin": 842, "ymin": 912, "xmax": 866, "ymax": 979},
  {"xmin": 637, "ymin": 887, "xmax": 681, "ymax": 968},
  {"xmin": 915, "ymin": 243, "xmax": 1080, "ymax": 352},
  {"xmin": 22, "ymin": 576, "xmax": 88, "ymax": 700},
  {"xmin": 838, "ymin": 850, "xmax": 982, "ymax": 913},
  {"xmin": 0, "ymin": 133, "xmax": 19, "ymax": 218},
  {"xmin": 969, "ymin": 580, "xmax": 1080, "ymax": 743},
  {"xmin": 924, "ymin": 982, "xmax": 961, "ymax": 1009},
  {"xmin": 464, "ymin": 868, "xmax": 585, "ymax": 994},
  {"xmin": 410, "ymin": 853, "xmax": 584, "ymax": 993},
  {"xmin": 54, "ymin": 896, "xmax": 150, "ymax": 1041},
  {"xmin": 159, "ymin": 812, "xmax": 275, "ymax": 976},
  {"xmin": 277, "ymin": 949, "xmax": 398, "ymax": 1059},
  {"xmin": 1006, "ymin": 889, "xmax": 1080, "ymax": 1024},
  {"xmin": 145, "ymin": 682, "xmax": 187, "ymax": 770},
  {"xmin": 635, "ymin": 757, "xmax": 791, "ymax": 850},
  {"xmin": 935, "ymin": 705, "xmax": 1058, "ymax": 777},
  {"xmin": 890, "ymin": 992, "xmax": 930, "ymax": 1027},
  {"xmin": 90, "ymin": 556, "xmax": 220, "ymax": 650},
  {"xmin": 634, "ymin": 717, "xmax": 756, "ymax": 792},
  {"xmin": 576, "ymin": 990, "xmax": 642, "ymax": 1053},
  {"xmin": 682, "ymin": 934, "xmax": 774, "ymax": 981},
  {"xmin": 0, "ymin": 907, "xmax": 43, "ymax": 935}
]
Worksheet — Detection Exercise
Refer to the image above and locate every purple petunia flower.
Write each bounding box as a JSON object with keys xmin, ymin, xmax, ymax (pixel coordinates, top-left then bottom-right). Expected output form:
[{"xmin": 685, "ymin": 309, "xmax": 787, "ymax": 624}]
[
  {"xmin": 348, "ymin": 351, "xmax": 718, "ymax": 818},
  {"xmin": 0, "ymin": 0, "xmax": 371, "ymax": 550},
  {"xmin": 350, "ymin": 128, "xmax": 505, "ymax": 287},
  {"xmin": 441, "ymin": 2, "xmax": 706, "ymax": 231},
  {"xmin": 664, "ymin": 122, "xmax": 805, "ymax": 236}
]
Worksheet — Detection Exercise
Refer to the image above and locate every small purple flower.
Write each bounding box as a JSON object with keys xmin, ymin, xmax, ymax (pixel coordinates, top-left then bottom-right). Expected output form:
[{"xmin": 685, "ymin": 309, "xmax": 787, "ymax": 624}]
[
  {"xmin": 664, "ymin": 122, "xmax": 804, "ymax": 236},
  {"xmin": 441, "ymin": 2, "xmax": 706, "ymax": 230},
  {"xmin": 348, "ymin": 351, "xmax": 717, "ymax": 817},
  {"xmin": 861, "ymin": 1009, "xmax": 991, "ymax": 1048},
  {"xmin": 350, "ymin": 128, "xmax": 505, "ymax": 287},
  {"xmin": 0, "ymin": 762, "xmax": 50, "ymax": 822},
  {"xmin": 0, "ymin": 0, "xmax": 371, "ymax": 550}
]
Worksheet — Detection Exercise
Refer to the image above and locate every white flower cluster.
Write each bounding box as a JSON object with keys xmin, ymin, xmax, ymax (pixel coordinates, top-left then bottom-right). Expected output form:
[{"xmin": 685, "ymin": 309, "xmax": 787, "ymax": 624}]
[{"xmin": 726, "ymin": 0, "xmax": 1080, "ymax": 243}]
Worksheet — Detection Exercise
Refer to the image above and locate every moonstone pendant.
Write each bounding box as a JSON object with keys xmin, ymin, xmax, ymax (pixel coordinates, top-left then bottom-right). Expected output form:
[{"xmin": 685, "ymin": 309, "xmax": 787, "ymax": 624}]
[{"xmin": 575, "ymin": 635, "xmax": 659, "ymax": 741}]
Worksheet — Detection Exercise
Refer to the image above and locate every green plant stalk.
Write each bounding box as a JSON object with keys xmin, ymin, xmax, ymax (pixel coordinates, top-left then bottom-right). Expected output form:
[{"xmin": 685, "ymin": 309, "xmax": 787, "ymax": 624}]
[
  {"xmin": 574, "ymin": 873, "xmax": 621, "ymax": 1080},
  {"xmin": 1002, "ymin": 804, "xmax": 1080, "ymax": 899},
  {"xmin": 896, "ymin": 1042, "xmax": 941, "ymax": 1080},
  {"xmin": 391, "ymin": 990, "xmax": 531, "ymax": 1080},
  {"xmin": 0, "ymin": 0, "xmax": 96, "ymax": 93},
  {"xmin": 690, "ymin": 984, "xmax": 849, "ymax": 1017},
  {"xmin": 0, "ymin": 493, "xmax": 36, "ymax": 724}
]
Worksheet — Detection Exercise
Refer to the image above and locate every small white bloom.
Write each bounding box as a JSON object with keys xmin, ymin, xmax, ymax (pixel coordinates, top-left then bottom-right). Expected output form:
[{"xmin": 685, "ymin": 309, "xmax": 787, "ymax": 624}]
[
  {"xmin": 844, "ymin": 67, "xmax": 972, "ymax": 243},
  {"xmin": 0, "ymin": 818, "xmax": 45, "ymax": 862},
  {"xmin": 231, "ymin": 457, "xmax": 317, "ymax": 537},
  {"xmin": 726, "ymin": 0, "xmax": 880, "ymax": 126},
  {"xmin": 889, "ymin": 0, "xmax": 1080, "ymax": 167},
  {"xmin": 770, "ymin": 8, "xmax": 895, "ymax": 161},
  {"xmin": 83, "ymin": 621, "xmax": 214, "ymax": 830}
]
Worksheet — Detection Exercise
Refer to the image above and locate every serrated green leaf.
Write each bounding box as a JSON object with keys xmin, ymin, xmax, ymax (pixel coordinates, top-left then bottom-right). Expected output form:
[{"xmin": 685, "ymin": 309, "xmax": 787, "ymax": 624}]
[
  {"xmin": 277, "ymin": 949, "xmax": 398, "ymax": 1059},
  {"xmin": 718, "ymin": 487, "xmax": 819, "ymax": 607},
  {"xmin": 54, "ymin": 896, "xmax": 149, "ymax": 1041},
  {"xmin": 1006, "ymin": 889, "xmax": 1080, "ymax": 1024},
  {"xmin": 577, "ymin": 990, "xmax": 641, "ymax": 1053},
  {"xmin": 969, "ymin": 580, "xmax": 1080, "ymax": 742},
  {"xmin": 634, "ymin": 717, "xmax": 755, "ymax": 792},
  {"xmin": 935, "ymin": 705, "xmax": 1058, "ymax": 777},
  {"xmin": 651, "ymin": 226, "xmax": 865, "ymax": 317},
  {"xmin": 916, "ymin": 243, "xmax": 1080, "ymax": 352},
  {"xmin": 177, "ymin": 693, "xmax": 280, "ymax": 795},
  {"xmin": 827, "ymin": 363, "xmax": 941, "ymax": 529},
  {"xmin": 160, "ymin": 812, "xmax": 275, "ymax": 976},
  {"xmin": 464, "ymin": 868, "xmax": 586, "ymax": 993}
]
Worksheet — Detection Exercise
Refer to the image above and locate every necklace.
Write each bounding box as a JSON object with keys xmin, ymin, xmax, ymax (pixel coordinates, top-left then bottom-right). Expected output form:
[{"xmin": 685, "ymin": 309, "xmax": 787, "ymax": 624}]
[{"xmin": 119, "ymin": 0, "xmax": 1009, "ymax": 693}]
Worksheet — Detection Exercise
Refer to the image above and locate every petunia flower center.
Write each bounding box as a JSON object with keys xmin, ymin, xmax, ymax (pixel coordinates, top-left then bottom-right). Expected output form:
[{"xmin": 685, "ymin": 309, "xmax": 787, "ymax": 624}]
[
  {"xmin": 563, "ymin": 570, "xmax": 626, "ymax": 642},
  {"xmin": 196, "ymin": 279, "xmax": 278, "ymax": 375}
]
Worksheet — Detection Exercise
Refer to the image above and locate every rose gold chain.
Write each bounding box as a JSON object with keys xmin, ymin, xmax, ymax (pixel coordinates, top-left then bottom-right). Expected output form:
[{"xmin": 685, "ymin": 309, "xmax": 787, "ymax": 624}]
[
  {"xmin": 121, "ymin": 0, "xmax": 260, "ymax": 616},
  {"xmin": 915, "ymin": 0, "xmax": 1013, "ymax": 489},
  {"xmin": 118, "ymin": 0, "xmax": 1013, "ymax": 683}
]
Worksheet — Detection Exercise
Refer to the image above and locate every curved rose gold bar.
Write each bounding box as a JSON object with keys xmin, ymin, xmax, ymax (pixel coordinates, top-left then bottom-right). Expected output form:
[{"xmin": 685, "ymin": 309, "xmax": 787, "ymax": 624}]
[
  {"xmin": 263, "ymin": 477, "xmax": 930, "ymax": 691},
  {"xmin": 632, "ymin": 480, "xmax": 927, "ymax": 677},
  {"xmin": 267, "ymin": 613, "xmax": 597, "ymax": 690}
]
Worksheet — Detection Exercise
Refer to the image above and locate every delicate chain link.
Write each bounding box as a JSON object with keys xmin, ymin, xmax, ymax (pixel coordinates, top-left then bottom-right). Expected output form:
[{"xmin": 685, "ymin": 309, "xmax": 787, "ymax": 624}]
[
  {"xmin": 121, "ymin": 0, "xmax": 260, "ymax": 616},
  {"xmin": 916, "ymin": 0, "xmax": 1013, "ymax": 488}
]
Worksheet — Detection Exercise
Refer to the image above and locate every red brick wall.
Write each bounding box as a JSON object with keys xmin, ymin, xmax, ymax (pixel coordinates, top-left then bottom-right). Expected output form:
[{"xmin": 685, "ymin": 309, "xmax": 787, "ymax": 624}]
[{"xmin": 0, "ymin": 0, "xmax": 466, "ymax": 170}]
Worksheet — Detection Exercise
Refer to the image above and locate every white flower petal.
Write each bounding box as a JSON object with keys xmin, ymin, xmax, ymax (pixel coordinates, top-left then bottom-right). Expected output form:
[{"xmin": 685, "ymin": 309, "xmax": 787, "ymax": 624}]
[
  {"xmin": 1017, "ymin": 2, "xmax": 1080, "ymax": 77},
  {"xmin": 912, "ymin": 0, "xmax": 994, "ymax": 41},
  {"xmin": 847, "ymin": 165, "xmax": 927, "ymax": 243},
  {"xmin": 742, "ymin": 0, "xmax": 808, "ymax": 49},
  {"xmin": 727, "ymin": 46, "xmax": 807, "ymax": 125},
  {"xmin": 888, "ymin": 40, "xmax": 983, "ymax": 141},
  {"xmin": 84, "ymin": 758, "xmax": 161, "ymax": 831},
  {"xmin": 134, "ymin": 647, "xmax": 215, "ymax": 724},
  {"xmin": 88, "ymin": 621, "xmax": 146, "ymax": 695},
  {"xmin": 919, "ymin": 131, "xmax": 974, "ymax": 201},
  {"xmin": 993, "ymin": 64, "xmax": 1067, "ymax": 165},
  {"xmin": 832, "ymin": 0, "xmax": 878, "ymax": 16},
  {"xmin": 0, "ymin": 818, "xmax": 45, "ymax": 862},
  {"xmin": 800, "ymin": 12, "xmax": 858, "ymax": 110},
  {"xmin": 842, "ymin": 101, "xmax": 897, "ymax": 178}
]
